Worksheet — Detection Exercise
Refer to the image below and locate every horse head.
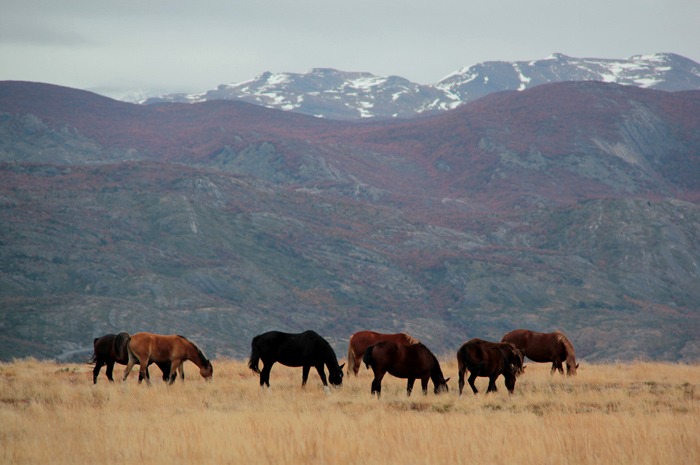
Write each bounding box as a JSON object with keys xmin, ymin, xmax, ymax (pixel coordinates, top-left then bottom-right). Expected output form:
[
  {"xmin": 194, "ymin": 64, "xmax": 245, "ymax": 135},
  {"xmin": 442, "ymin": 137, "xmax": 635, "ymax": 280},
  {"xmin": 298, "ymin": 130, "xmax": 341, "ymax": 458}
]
[
  {"xmin": 566, "ymin": 362, "xmax": 579, "ymax": 376},
  {"xmin": 200, "ymin": 361, "xmax": 214, "ymax": 381},
  {"xmin": 329, "ymin": 363, "xmax": 345, "ymax": 387},
  {"xmin": 434, "ymin": 377, "xmax": 450, "ymax": 395},
  {"xmin": 507, "ymin": 346, "xmax": 525, "ymax": 376}
]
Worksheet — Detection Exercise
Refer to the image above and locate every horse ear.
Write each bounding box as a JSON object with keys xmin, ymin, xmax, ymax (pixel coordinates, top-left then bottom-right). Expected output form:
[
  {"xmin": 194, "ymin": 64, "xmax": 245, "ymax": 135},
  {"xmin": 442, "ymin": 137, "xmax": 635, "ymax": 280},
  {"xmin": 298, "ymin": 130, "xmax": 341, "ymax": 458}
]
[
  {"xmin": 576, "ymin": 363, "xmax": 580, "ymax": 369},
  {"xmin": 339, "ymin": 363, "xmax": 345, "ymax": 370},
  {"xmin": 444, "ymin": 377, "xmax": 450, "ymax": 383}
]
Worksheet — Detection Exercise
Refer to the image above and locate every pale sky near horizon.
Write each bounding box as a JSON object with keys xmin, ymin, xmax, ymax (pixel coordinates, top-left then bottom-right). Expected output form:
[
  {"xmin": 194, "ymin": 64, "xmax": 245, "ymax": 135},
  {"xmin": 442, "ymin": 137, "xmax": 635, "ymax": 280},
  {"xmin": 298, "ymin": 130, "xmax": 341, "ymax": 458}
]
[{"xmin": 2, "ymin": 0, "xmax": 699, "ymax": 99}]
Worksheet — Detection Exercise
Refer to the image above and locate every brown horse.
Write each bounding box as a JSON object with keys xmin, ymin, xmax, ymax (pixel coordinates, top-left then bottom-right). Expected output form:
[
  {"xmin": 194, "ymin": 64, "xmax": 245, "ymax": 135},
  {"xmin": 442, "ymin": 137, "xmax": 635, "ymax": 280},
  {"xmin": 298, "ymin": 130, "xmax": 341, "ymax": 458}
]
[
  {"xmin": 362, "ymin": 340, "xmax": 449, "ymax": 398},
  {"xmin": 88, "ymin": 332, "xmax": 173, "ymax": 384},
  {"xmin": 347, "ymin": 330, "xmax": 420, "ymax": 376},
  {"xmin": 456, "ymin": 338, "xmax": 524, "ymax": 395},
  {"xmin": 501, "ymin": 329, "xmax": 578, "ymax": 375},
  {"xmin": 122, "ymin": 332, "xmax": 213, "ymax": 385}
]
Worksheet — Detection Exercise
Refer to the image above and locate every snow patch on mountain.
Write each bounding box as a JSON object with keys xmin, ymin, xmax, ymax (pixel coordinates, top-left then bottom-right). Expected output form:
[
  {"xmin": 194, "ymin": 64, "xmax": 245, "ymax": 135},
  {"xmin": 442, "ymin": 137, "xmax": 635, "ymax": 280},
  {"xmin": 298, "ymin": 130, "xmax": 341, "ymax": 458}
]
[{"xmin": 141, "ymin": 53, "xmax": 700, "ymax": 120}]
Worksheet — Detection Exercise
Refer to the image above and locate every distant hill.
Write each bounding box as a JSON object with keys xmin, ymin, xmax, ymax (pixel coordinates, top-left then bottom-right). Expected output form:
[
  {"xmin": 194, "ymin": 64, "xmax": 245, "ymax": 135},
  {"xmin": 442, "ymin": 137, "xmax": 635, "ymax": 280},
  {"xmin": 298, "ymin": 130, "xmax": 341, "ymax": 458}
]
[
  {"xmin": 141, "ymin": 53, "xmax": 700, "ymax": 120},
  {"xmin": 1, "ymin": 80, "xmax": 699, "ymax": 362}
]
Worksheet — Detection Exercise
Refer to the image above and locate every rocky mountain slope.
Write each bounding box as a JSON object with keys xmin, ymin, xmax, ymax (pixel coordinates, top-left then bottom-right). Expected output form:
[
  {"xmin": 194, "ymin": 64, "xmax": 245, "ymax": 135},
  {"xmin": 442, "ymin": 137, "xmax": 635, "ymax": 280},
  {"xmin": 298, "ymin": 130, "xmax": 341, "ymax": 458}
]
[
  {"xmin": 142, "ymin": 53, "xmax": 700, "ymax": 120},
  {"xmin": 1, "ymin": 80, "xmax": 699, "ymax": 362}
]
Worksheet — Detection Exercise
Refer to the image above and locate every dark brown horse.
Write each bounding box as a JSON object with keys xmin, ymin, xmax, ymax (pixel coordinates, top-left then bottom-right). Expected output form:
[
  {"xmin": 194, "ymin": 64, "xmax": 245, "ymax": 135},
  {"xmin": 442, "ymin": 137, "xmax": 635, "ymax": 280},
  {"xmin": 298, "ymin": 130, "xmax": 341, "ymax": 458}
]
[
  {"xmin": 122, "ymin": 332, "xmax": 213, "ymax": 385},
  {"xmin": 88, "ymin": 332, "xmax": 173, "ymax": 384},
  {"xmin": 347, "ymin": 330, "xmax": 420, "ymax": 376},
  {"xmin": 501, "ymin": 329, "xmax": 578, "ymax": 375},
  {"xmin": 456, "ymin": 338, "xmax": 524, "ymax": 395},
  {"xmin": 248, "ymin": 330, "xmax": 344, "ymax": 391},
  {"xmin": 362, "ymin": 341, "xmax": 449, "ymax": 398}
]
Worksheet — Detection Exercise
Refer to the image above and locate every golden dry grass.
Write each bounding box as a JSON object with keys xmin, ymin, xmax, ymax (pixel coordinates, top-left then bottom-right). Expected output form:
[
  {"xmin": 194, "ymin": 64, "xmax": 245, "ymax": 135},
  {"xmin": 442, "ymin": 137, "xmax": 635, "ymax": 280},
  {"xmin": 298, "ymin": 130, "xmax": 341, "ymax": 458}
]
[{"xmin": 1, "ymin": 358, "xmax": 698, "ymax": 465}]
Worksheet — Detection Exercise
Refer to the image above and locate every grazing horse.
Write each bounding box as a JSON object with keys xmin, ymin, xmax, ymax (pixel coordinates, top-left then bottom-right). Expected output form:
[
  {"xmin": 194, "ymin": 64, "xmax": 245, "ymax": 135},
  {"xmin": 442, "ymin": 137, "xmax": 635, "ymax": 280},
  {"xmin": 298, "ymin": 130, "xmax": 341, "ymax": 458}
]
[
  {"xmin": 88, "ymin": 332, "xmax": 173, "ymax": 384},
  {"xmin": 362, "ymin": 341, "xmax": 449, "ymax": 398},
  {"xmin": 456, "ymin": 338, "xmax": 524, "ymax": 395},
  {"xmin": 501, "ymin": 329, "xmax": 578, "ymax": 376},
  {"xmin": 248, "ymin": 330, "xmax": 345, "ymax": 390},
  {"xmin": 122, "ymin": 332, "xmax": 213, "ymax": 385},
  {"xmin": 346, "ymin": 330, "xmax": 420, "ymax": 376}
]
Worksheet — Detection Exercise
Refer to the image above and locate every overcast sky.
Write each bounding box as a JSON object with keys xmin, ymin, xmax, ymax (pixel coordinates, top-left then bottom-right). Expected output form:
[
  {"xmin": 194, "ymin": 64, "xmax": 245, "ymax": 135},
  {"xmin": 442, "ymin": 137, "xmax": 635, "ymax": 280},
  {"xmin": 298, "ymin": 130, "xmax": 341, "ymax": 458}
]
[{"xmin": 2, "ymin": 0, "xmax": 699, "ymax": 99}]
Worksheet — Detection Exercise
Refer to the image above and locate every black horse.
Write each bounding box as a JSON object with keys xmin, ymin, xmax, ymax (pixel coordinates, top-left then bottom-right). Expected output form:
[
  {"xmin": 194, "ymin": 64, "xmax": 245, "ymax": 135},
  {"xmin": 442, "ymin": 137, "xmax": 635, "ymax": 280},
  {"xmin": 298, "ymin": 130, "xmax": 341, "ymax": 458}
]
[
  {"xmin": 247, "ymin": 330, "xmax": 345, "ymax": 390},
  {"xmin": 88, "ymin": 332, "xmax": 174, "ymax": 384},
  {"xmin": 456, "ymin": 338, "xmax": 524, "ymax": 395}
]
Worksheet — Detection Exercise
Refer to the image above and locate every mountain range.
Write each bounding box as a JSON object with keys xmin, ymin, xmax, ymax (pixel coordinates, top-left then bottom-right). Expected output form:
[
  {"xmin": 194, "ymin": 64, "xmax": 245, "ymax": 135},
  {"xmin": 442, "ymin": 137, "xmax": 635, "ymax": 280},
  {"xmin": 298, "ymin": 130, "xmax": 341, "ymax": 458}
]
[
  {"xmin": 1, "ymin": 70, "xmax": 699, "ymax": 363},
  {"xmin": 142, "ymin": 53, "xmax": 700, "ymax": 120}
]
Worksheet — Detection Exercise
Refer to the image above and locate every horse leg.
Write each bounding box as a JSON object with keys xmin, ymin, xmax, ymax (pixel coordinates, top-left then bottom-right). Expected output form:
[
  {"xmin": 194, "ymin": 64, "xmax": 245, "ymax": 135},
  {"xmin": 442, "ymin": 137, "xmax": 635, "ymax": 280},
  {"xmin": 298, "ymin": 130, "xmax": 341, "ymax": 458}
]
[
  {"xmin": 406, "ymin": 378, "xmax": 416, "ymax": 396},
  {"xmin": 556, "ymin": 361, "xmax": 564, "ymax": 375},
  {"xmin": 168, "ymin": 361, "xmax": 182, "ymax": 386},
  {"xmin": 122, "ymin": 353, "xmax": 137, "ymax": 382},
  {"xmin": 93, "ymin": 360, "xmax": 104, "ymax": 384},
  {"xmin": 137, "ymin": 357, "xmax": 151, "ymax": 386},
  {"xmin": 105, "ymin": 361, "xmax": 115, "ymax": 382},
  {"xmin": 468, "ymin": 373, "xmax": 479, "ymax": 395},
  {"xmin": 504, "ymin": 374, "xmax": 516, "ymax": 394},
  {"xmin": 301, "ymin": 366, "xmax": 311, "ymax": 388},
  {"xmin": 457, "ymin": 367, "xmax": 466, "ymax": 396},
  {"xmin": 314, "ymin": 364, "xmax": 329, "ymax": 392},
  {"xmin": 420, "ymin": 376, "xmax": 429, "ymax": 395},
  {"xmin": 487, "ymin": 375, "xmax": 498, "ymax": 393},
  {"xmin": 371, "ymin": 371, "xmax": 385, "ymax": 398},
  {"xmin": 260, "ymin": 363, "xmax": 273, "ymax": 388}
]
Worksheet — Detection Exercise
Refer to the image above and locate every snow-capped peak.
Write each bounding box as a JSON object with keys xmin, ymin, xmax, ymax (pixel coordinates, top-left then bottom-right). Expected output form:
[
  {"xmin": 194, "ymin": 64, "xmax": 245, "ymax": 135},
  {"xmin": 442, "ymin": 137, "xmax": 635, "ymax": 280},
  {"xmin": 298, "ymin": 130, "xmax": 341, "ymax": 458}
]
[{"xmin": 140, "ymin": 53, "xmax": 700, "ymax": 120}]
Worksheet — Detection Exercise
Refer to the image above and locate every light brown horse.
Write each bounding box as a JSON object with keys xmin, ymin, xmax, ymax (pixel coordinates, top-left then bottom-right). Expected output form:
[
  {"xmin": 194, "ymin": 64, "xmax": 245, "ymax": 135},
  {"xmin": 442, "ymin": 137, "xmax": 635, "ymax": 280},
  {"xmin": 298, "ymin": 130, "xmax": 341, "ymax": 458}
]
[
  {"xmin": 347, "ymin": 330, "xmax": 420, "ymax": 376},
  {"xmin": 122, "ymin": 332, "xmax": 213, "ymax": 385},
  {"xmin": 501, "ymin": 329, "xmax": 578, "ymax": 376}
]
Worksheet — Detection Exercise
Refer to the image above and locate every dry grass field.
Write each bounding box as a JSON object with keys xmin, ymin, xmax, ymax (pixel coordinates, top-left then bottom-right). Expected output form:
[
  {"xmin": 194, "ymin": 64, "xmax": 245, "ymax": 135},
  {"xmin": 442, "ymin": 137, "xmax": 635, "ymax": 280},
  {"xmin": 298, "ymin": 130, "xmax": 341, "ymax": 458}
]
[{"xmin": 1, "ymin": 357, "xmax": 698, "ymax": 465}]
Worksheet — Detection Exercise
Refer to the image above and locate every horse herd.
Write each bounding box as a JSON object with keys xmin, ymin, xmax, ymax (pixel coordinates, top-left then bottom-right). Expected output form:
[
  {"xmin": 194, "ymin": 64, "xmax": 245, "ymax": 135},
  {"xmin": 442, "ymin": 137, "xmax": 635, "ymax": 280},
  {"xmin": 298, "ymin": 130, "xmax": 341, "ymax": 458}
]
[{"xmin": 89, "ymin": 329, "xmax": 578, "ymax": 397}]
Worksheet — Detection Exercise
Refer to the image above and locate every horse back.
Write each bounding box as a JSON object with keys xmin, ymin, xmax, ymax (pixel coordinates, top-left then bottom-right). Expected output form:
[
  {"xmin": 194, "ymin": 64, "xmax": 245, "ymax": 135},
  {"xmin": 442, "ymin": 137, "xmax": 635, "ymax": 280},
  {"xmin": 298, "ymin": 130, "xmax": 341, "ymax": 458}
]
[
  {"xmin": 129, "ymin": 332, "xmax": 186, "ymax": 363},
  {"xmin": 350, "ymin": 331, "xmax": 418, "ymax": 357},
  {"xmin": 372, "ymin": 341, "xmax": 434, "ymax": 378},
  {"xmin": 502, "ymin": 329, "xmax": 552, "ymax": 362},
  {"xmin": 253, "ymin": 330, "xmax": 330, "ymax": 367},
  {"xmin": 459, "ymin": 339, "xmax": 510, "ymax": 375}
]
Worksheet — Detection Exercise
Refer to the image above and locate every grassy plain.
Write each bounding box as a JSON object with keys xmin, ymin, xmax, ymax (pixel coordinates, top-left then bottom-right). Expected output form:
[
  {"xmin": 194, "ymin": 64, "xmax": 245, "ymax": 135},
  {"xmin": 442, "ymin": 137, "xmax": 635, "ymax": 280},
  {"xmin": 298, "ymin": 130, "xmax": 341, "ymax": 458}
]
[{"xmin": 1, "ymin": 358, "xmax": 698, "ymax": 465}]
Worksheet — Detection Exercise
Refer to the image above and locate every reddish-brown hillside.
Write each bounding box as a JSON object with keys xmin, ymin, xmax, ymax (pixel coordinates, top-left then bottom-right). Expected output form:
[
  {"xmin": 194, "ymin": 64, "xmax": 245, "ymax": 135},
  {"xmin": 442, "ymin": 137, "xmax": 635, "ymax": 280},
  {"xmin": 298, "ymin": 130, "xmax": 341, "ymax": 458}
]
[{"xmin": 1, "ymin": 80, "xmax": 699, "ymax": 362}]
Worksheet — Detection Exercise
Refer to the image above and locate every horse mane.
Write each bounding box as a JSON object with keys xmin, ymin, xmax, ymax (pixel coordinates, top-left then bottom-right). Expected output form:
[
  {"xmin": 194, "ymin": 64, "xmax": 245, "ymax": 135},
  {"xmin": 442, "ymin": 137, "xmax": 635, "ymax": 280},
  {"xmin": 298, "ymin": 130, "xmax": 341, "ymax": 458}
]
[
  {"xmin": 318, "ymin": 335, "xmax": 342, "ymax": 371},
  {"xmin": 554, "ymin": 331, "xmax": 576, "ymax": 360},
  {"xmin": 178, "ymin": 335, "xmax": 210, "ymax": 365},
  {"xmin": 400, "ymin": 332, "xmax": 420, "ymax": 345}
]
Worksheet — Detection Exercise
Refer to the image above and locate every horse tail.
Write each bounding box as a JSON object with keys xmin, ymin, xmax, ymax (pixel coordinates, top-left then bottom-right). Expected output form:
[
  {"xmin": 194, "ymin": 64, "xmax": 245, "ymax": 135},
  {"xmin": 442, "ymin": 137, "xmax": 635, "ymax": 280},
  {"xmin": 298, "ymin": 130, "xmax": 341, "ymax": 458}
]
[
  {"xmin": 114, "ymin": 332, "xmax": 130, "ymax": 363},
  {"xmin": 362, "ymin": 345, "xmax": 375, "ymax": 369},
  {"xmin": 347, "ymin": 342, "xmax": 356, "ymax": 375},
  {"xmin": 86, "ymin": 338, "xmax": 98, "ymax": 364},
  {"xmin": 248, "ymin": 338, "xmax": 261, "ymax": 374},
  {"xmin": 460, "ymin": 345, "xmax": 484, "ymax": 372}
]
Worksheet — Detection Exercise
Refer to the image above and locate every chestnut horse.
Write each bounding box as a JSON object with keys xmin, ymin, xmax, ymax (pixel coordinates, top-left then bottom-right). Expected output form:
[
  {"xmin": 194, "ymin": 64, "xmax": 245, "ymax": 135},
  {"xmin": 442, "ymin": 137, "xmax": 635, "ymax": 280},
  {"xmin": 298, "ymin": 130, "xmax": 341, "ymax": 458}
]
[
  {"xmin": 347, "ymin": 330, "xmax": 420, "ymax": 376},
  {"xmin": 88, "ymin": 332, "xmax": 172, "ymax": 384},
  {"xmin": 501, "ymin": 329, "xmax": 578, "ymax": 375},
  {"xmin": 456, "ymin": 338, "xmax": 524, "ymax": 395},
  {"xmin": 362, "ymin": 340, "xmax": 449, "ymax": 398},
  {"xmin": 122, "ymin": 332, "xmax": 213, "ymax": 385},
  {"xmin": 248, "ymin": 330, "xmax": 344, "ymax": 391}
]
